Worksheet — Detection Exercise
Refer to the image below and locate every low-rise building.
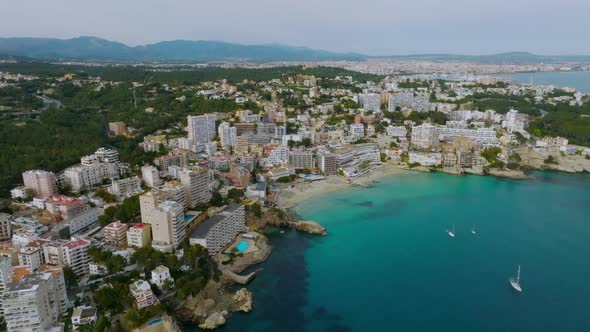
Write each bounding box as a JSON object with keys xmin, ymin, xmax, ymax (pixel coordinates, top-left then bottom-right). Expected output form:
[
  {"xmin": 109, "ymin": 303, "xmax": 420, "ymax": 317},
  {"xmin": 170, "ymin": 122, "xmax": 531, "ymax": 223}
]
[
  {"xmin": 129, "ymin": 280, "xmax": 158, "ymax": 309},
  {"xmin": 126, "ymin": 224, "xmax": 152, "ymax": 248},
  {"xmin": 103, "ymin": 221, "xmax": 129, "ymax": 248},
  {"xmin": 151, "ymin": 265, "xmax": 174, "ymax": 290},
  {"xmin": 71, "ymin": 305, "xmax": 97, "ymax": 329}
]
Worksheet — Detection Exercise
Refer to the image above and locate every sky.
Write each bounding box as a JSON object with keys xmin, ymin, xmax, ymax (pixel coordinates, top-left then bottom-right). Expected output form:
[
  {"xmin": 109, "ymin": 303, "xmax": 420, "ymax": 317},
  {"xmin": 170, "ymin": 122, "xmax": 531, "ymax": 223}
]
[{"xmin": 1, "ymin": 0, "xmax": 589, "ymax": 55}]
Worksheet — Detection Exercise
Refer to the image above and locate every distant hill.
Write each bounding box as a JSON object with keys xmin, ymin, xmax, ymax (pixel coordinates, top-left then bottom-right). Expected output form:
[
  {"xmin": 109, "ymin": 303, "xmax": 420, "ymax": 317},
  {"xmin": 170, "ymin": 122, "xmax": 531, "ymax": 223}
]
[
  {"xmin": 0, "ymin": 37, "xmax": 589, "ymax": 63},
  {"xmin": 0, "ymin": 36, "xmax": 364, "ymax": 62}
]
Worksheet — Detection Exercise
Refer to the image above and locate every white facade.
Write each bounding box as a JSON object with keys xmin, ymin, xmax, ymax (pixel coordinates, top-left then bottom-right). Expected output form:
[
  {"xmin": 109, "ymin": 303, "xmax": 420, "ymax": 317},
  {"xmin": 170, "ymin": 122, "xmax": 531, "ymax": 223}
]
[
  {"xmin": 151, "ymin": 265, "xmax": 174, "ymax": 290},
  {"xmin": 349, "ymin": 123, "xmax": 365, "ymax": 141},
  {"xmin": 358, "ymin": 93, "xmax": 381, "ymax": 112},
  {"xmin": 64, "ymin": 163, "xmax": 117, "ymax": 192},
  {"xmin": 179, "ymin": 168, "xmax": 211, "ymax": 209},
  {"xmin": 66, "ymin": 207, "xmax": 100, "ymax": 235},
  {"xmin": 218, "ymin": 122, "xmax": 237, "ymax": 148},
  {"xmin": 0, "ymin": 256, "xmax": 13, "ymax": 315},
  {"xmin": 2, "ymin": 272, "xmax": 64, "ymax": 332},
  {"xmin": 409, "ymin": 152, "xmax": 443, "ymax": 166},
  {"xmin": 267, "ymin": 146, "xmax": 290, "ymax": 166},
  {"xmin": 141, "ymin": 165, "xmax": 162, "ymax": 188},
  {"xmin": 109, "ymin": 176, "xmax": 142, "ymax": 200},
  {"xmin": 189, "ymin": 204, "xmax": 247, "ymax": 256},
  {"xmin": 411, "ymin": 124, "xmax": 440, "ymax": 149},
  {"xmin": 188, "ymin": 114, "xmax": 217, "ymax": 143},
  {"xmin": 18, "ymin": 246, "xmax": 44, "ymax": 272},
  {"xmin": 386, "ymin": 125, "xmax": 408, "ymax": 137}
]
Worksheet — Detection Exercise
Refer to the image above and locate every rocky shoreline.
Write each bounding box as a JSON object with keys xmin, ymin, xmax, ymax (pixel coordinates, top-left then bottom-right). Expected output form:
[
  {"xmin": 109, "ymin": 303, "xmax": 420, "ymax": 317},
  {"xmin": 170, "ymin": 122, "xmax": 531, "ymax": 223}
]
[{"xmin": 174, "ymin": 209, "xmax": 327, "ymax": 330}]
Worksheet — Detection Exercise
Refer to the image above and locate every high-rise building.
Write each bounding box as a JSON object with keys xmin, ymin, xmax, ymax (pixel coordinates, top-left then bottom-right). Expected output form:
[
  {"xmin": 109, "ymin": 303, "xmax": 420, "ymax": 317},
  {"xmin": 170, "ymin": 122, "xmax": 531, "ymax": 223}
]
[
  {"xmin": 22, "ymin": 170, "xmax": 58, "ymax": 198},
  {"xmin": 316, "ymin": 152, "xmax": 337, "ymax": 176},
  {"xmin": 218, "ymin": 122, "xmax": 237, "ymax": 148},
  {"xmin": 358, "ymin": 93, "xmax": 381, "ymax": 112},
  {"xmin": 411, "ymin": 124, "xmax": 440, "ymax": 149},
  {"xmin": 140, "ymin": 192, "xmax": 186, "ymax": 251},
  {"xmin": 187, "ymin": 114, "xmax": 217, "ymax": 143},
  {"xmin": 0, "ymin": 256, "xmax": 13, "ymax": 315},
  {"xmin": 289, "ymin": 151, "xmax": 314, "ymax": 170},
  {"xmin": 179, "ymin": 168, "xmax": 211, "ymax": 209},
  {"xmin": 141, "ymin": 165, "xmax": 162, "ymax": 188},
  {"xmin": 2, "ymin": 272, "xmax": 64, "ymax": 331},
  {"xmin": 189, "ymin": 204, "xmax": 247, "ymax": 256},
  {"xmin": 0, "ymin": 213, "xmax": 12, "ymax": 241}
]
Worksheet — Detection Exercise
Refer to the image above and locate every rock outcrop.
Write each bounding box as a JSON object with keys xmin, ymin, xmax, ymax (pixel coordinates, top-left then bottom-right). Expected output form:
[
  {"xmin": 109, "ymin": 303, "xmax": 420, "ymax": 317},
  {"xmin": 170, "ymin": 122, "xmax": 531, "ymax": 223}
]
[
  {"xmin": 233, "ymin": 288, "xmax": 253, "ymax": 312},
  {"xmin": 198, "ymin": 311, "xmax": 228, "ymax": 330},
  {"xmin": 294, "ymin": 220, "xmax": 327, "ymax": 235}
]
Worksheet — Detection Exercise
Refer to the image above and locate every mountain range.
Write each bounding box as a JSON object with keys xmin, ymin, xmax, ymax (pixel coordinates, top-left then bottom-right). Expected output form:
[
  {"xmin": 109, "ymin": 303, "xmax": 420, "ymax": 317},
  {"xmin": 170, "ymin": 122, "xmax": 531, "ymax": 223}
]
[{"xmin": 0, "ymin": 36, "xmax": 589, "ymax": 63}]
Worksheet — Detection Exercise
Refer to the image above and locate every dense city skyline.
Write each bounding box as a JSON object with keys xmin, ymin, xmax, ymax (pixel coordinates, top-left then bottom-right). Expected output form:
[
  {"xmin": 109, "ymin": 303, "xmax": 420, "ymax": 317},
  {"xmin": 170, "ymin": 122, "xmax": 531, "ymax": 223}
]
[{"xmin": 1, "ymin": 0, "xmax": 589, "ymax": 55}]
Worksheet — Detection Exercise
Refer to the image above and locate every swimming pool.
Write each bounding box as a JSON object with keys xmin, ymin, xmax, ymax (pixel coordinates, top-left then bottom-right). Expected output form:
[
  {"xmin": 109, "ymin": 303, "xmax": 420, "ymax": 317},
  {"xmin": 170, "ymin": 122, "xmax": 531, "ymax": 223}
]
[
  {"xmin": 236, "ymin": 241, "xmax": 249, "ymax": 253},
  {"xmin": 147, "ymin": 318, "xmax": 162, "ymax": 326}
]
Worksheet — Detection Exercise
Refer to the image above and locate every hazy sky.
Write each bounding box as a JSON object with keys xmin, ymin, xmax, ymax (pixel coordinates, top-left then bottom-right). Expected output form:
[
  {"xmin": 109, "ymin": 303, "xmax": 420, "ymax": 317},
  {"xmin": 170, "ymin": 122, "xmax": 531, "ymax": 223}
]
[{"xmin": 1, "ymin": 0, "xmax": 589, "ymax": 55}]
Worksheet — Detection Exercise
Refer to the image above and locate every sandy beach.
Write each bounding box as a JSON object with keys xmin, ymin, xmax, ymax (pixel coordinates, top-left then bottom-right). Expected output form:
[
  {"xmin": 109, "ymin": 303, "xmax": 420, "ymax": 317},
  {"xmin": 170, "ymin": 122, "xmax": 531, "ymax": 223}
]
[{"xmin": 276, "ymin": 163, "xmax": 412, "ymax": 209}]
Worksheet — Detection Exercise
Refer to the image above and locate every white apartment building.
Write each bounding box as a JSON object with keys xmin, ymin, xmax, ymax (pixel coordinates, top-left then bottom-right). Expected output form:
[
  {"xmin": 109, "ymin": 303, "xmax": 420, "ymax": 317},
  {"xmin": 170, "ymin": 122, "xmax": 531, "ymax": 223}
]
[
  {"xmin": 349, "ymin": 123, "xmax": 365, "ymax": 141},
  {"xmin": 42, "ymin": 239, "xmax": 92, "ymax": 276},
  {"xmin": 282, "ymin": 134, "xmax": 302, "ymax": 146},
  {"xmin": 411, "ymin": 124, "xmax": 440, "ymax": 149},
  {"xmin": 187, "ymin": 114, "xmax": 217, "ymax": 143},
  {"xmin": 94, "ymin": 147, "xmax": 119, "ymax": 164},
  {"xmin": 409, "ymin": 152, "xmax": 443, "ymax": 166},
  {"xmin": 63, "ymin": 162, "xmax": 117, "ymax": 192},
  {"xmin": 66, "ymin": 206, "xmax": 100, "ymax": 235},
  {"xmin": 109, "ymin": 176, "xmax": 142, "ymax": 200},
  {"xmin": 218, "ymin": 122, "xmax": 237, "ymax": 148},
  {"xmin": 179, "ymin": 168, "xmax": 211, "ymax": 209},
  {"xmin": 439, "ymin": 127, "xmax": 499, "ymax": 145},
  {"xmin": 62, "ymin": 239, "xmax": 92, "ymax": 276},
  {"xmin": 2, "ymin": 272, "xmax": 63, "ymax": 332},
  {"xmin": 19, "ymin": 246, "xmax": 45, "ymax": 272},
  {"xmin": 151, "ymin": 265, "xmax": 174, "ymax": 290},
  {"xmin": 333, "ymin": 144, "xmax": 381, "ymax": 173},
  {"xmin": 141, "ymin": 165, "xmax": 162, "ymax": 188},
  {"xmin": 0, "ymin": 256, "xmax": 13, "ymax": 315},
  {"xmin": 189, "ymin": 204, "xmax": 247, "ymax": 256},
  {"xmin": 503, "ymin": 109, "xmax": 529, "ymax": 133},
  {"xmin": 22, "ymin": 170, "xmax": 58, "ymax": 198},
  {"xmin": 389, "ymin": 92, "xmax": 431, "ymax": 112},
  {"xmin": 358, "ymin": 93, "xmax": 381, "ymax": 112},
  {"xmin": 267, "ymin": 146, "xmax": 290, "ymax": 166},
  {"xmin": 386, "ymin": 125, "xmax": 408, "ymax": 138}
]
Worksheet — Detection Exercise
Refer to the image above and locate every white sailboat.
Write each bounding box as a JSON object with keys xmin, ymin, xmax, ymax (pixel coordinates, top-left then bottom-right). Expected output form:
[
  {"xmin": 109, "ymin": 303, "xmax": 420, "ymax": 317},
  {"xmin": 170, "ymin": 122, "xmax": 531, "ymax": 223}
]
[
  {"xmin": 447, "ymin": 224, "xmax": 455, "ymax": 238},
  {"xmin": 509, "ymin": 265, "xmax": 522, "ymax": 292},
  {"xmin": 471, "ymin": 225, "xmax": 477, "ymax": 235}
]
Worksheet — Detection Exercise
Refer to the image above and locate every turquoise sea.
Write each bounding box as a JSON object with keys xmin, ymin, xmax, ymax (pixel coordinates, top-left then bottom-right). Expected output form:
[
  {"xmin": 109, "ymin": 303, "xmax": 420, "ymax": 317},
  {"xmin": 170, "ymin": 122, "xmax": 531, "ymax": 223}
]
[
  {"xmin": 216, "ymin": 171, "xmax": 590, "ymax": 332},
  {"xmin": 496, "ymin": 71, "xmax": 590, "ymax": 93}
]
